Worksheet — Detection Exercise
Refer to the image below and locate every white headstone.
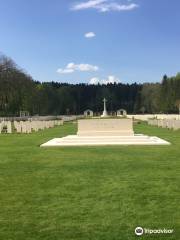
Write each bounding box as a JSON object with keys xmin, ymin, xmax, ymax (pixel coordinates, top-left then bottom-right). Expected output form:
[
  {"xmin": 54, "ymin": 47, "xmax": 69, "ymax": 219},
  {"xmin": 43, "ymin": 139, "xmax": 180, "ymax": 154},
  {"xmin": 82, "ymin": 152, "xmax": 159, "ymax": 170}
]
[
  {"xmin": 14, "ymin": 121, "xmax": 22, "ymax": 133},
  {"xmin": 6, "ymin": 121, "xmax": 12, "ymax": 133},
  {"xmin": 21, "ymin": 121, "xmax": 27, "ymax": 133},
  {"xmin": 0, "ymin": 122, "xmax": 2, "ymax": 133}
]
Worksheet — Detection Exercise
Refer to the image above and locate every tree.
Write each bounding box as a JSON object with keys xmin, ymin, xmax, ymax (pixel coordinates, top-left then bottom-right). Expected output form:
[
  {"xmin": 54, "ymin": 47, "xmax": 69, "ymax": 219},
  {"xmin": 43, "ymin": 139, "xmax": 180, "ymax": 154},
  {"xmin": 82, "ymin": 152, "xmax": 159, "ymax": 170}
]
[
  {"xmin": 1, "ymin": 52, "xmax": 180, "ymax": 116},
  {"xmin": 175, "ymin": 99, "xmax": 180, "ymax": 114}
]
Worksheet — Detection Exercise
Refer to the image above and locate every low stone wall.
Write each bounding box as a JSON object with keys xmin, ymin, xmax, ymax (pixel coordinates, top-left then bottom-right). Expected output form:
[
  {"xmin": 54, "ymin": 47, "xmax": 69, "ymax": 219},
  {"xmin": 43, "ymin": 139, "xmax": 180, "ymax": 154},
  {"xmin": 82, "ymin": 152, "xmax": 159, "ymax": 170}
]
[{"xmin": 60, "ymin": 115, "xmax": 84, "ymax": 122}]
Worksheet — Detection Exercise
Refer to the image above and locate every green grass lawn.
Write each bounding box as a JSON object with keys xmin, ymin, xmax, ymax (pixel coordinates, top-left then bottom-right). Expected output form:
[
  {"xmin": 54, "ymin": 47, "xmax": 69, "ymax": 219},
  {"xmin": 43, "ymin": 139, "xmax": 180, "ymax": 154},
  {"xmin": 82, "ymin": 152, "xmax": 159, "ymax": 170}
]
[{"xmin": 0, "ymin": 122, "xmax": 179, "ymax": 240}]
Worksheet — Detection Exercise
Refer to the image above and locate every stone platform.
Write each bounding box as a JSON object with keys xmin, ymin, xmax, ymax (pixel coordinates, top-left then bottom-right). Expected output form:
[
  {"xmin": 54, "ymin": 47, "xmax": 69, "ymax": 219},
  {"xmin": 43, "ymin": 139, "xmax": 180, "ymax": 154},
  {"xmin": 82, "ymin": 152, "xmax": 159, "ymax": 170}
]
[
  {"xmin": 41, "ymin": 135, "xmax": 170, "ymax": 147},
  {"xmin": 41, "ymin": 119, "xmax": 170, "ymax": 147}
]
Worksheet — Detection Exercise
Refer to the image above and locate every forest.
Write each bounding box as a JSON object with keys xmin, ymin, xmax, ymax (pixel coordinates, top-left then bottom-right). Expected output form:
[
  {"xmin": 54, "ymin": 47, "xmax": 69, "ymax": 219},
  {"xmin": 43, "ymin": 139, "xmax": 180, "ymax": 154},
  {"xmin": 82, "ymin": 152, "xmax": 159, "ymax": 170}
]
[{"xmin": 0, "ymin": 54, "xmax": 180, "ymax": 116}]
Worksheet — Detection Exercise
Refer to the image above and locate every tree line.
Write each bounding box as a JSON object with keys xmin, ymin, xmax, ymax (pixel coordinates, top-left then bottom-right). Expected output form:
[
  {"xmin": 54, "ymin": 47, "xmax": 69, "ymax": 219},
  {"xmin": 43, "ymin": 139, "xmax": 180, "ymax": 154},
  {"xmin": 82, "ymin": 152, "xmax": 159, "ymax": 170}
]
[{"xmin": 0, "ymin": 54, "xmax": 180, "ymax": 116}]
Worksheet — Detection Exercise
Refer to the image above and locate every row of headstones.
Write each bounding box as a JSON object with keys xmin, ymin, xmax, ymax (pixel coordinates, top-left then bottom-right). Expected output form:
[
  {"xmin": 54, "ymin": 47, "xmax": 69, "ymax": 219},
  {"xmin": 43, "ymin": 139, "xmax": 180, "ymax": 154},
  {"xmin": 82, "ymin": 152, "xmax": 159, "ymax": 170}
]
[
  {"xmin": 0, "ymin": 120, "xmax": 63, "ymax": 134},
  {"xmin": 148, "ymin": 119, "xmax": 180, "ymax": 130}
]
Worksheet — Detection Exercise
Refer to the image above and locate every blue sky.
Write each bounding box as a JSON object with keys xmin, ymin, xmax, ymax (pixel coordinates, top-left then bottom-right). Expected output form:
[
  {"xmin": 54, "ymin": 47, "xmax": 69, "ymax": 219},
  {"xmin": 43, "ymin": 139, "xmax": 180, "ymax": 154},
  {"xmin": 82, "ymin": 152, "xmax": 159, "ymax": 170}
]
[{"xmin": 0, "ymin": 0, "xmax": 180, "ymax": 84}]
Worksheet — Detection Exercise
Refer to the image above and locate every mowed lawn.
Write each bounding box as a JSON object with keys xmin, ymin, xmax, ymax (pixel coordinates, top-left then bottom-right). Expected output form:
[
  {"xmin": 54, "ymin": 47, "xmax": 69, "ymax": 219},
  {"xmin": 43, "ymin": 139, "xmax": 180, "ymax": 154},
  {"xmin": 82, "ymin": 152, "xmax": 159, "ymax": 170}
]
[{"xmin": 0, "ymin": 122, "xmax": 179, "ymax": 240}]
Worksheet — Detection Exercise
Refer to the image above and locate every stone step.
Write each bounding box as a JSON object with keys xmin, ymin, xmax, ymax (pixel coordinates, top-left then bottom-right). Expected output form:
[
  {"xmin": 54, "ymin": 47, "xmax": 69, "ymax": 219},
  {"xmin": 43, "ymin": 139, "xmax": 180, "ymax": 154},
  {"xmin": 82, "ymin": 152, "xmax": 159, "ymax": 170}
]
[{"xmin": 41, "ymin": 135, "xmax": 170, "ymax": 147}]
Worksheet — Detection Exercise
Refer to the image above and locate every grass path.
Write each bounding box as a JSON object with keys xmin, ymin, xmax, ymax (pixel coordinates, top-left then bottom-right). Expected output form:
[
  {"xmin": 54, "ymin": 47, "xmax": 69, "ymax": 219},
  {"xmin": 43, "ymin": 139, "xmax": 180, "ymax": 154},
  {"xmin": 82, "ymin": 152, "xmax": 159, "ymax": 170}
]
[{"xmin": 0, "ymin": 122, "xmax": 179, "ymax": 240}]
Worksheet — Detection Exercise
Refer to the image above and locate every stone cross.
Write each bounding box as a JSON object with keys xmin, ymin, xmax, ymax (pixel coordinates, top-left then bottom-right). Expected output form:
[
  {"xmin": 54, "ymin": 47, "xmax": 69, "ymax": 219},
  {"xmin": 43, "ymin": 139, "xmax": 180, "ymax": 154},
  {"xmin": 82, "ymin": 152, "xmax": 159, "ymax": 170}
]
[
  {"xmin": 101, "ymin": 98, "xmax": 108, "ymax": 117},
  {"xmin": 103, "ymin": 98, "xmax": 107, "ymax": 111}
]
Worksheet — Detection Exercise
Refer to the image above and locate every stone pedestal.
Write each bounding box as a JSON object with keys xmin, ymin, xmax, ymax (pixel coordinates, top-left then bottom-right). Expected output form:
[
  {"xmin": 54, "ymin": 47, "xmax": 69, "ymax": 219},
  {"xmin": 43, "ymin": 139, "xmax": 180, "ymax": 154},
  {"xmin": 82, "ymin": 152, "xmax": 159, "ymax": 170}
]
[{"xmin": 77, "ymin": 119, "xmax": 134, "ymax": 136}]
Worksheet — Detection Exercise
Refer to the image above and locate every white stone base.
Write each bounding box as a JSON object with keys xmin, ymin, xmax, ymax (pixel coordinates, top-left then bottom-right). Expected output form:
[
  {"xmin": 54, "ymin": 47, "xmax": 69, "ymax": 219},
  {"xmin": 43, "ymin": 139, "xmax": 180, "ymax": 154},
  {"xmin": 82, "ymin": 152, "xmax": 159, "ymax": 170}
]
[{"xmin": 41, "ymin": 134, "xmax": 170, "ymax": 147}]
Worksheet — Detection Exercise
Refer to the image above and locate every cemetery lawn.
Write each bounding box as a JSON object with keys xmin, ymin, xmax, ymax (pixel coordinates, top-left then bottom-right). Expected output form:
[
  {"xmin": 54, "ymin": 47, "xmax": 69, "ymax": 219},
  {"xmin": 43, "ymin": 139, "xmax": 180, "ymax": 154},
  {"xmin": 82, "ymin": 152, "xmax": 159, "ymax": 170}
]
[{"xmin": 0, "ymin": 122, "xmax": 179, "ymax": 240}]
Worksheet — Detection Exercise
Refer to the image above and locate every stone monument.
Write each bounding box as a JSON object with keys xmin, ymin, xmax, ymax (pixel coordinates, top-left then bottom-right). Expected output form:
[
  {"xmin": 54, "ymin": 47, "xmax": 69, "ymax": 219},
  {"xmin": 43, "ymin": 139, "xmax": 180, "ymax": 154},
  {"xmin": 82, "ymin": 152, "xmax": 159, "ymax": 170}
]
[
  {"xmin": 41, "ymin": 118, "xmax": 170, "ymax": 147},
  {"xmin": 101, "ymin": 98, "xmax": 108, "ymax": 118},
  {"xmin": 77, "ymin": 119, "xmax": 134, "ymax": 136}
]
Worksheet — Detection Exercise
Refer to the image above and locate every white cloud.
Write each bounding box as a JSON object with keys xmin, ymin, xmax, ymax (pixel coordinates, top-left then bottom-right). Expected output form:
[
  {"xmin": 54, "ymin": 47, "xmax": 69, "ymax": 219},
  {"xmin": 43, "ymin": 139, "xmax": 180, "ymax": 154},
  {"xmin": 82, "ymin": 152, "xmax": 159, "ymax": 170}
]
[
  {"xmin": 57, "ymin": 68, "xmax": 74, "ymax": 74},
  {"xmin": 85, "ymin": 32, "xmax": 96, "ymax": 38},
  {"xmin": 72, "ymin": 0, "xmax": 106, "ymax": 11},
  {"xmin": 71, "ymin": 0, "xmax": 138, "ymax": 12},
  {"xmin": 89, "ymin": 75, "xmax": 120, "ymax": 84},
  {"xmin": 57, "ymin": 62, "xmax": 99, "ymax": 74},
  {"xmin": 89, "ymin": 77, "xmax": 100, "ymax": 84}
]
